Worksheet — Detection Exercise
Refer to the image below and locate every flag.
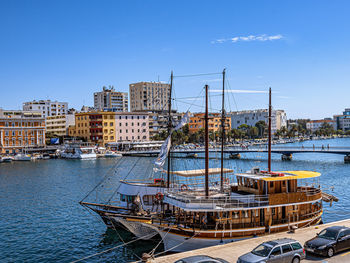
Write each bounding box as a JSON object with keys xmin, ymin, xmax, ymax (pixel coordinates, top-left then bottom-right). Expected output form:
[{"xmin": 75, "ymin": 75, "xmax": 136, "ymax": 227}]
[
  {"xmin": 154, "ymin": 135, "xmax": 171, "ymax": 168},
  {"xmin": 174, "ymin": 111, "xmax": 190, "ymax": 131}
]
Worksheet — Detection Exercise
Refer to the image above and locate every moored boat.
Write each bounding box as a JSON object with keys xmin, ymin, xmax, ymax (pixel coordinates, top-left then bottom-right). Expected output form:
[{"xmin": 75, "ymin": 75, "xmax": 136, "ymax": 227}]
[{"xmin": 81, "ymin": 70, "xmax": 332, "ymax": 254}]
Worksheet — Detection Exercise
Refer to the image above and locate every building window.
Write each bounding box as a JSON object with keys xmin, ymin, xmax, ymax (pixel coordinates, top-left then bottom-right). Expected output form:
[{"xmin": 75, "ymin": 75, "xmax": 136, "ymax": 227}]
[
  {"xmin": 110, "ymin": 122, "xmax": 113, "ymax": 126},
  {"xmin": 110, "ymin": 136, "xmax": 114, "ymax": 140}
]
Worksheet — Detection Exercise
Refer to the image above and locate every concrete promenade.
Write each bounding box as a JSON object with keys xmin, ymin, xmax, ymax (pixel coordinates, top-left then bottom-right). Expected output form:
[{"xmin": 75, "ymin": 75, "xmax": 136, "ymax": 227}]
[{"xmin": 152, "ymin": 219, "xmax": 350, "ymax": 263}]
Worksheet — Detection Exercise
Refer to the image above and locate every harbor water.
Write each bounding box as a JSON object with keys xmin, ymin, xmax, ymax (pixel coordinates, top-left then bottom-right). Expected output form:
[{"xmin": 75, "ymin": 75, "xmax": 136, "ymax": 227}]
[{"xmin": 1, "ymin": 138, "xmax": 350, "ymax": 263}]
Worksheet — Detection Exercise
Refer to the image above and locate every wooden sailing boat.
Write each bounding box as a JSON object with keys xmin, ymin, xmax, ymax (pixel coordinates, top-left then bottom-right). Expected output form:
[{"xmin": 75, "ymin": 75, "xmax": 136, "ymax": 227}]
[{"xmin": 81, "ymin": 72, "xmax": 324, "ymax": 253}]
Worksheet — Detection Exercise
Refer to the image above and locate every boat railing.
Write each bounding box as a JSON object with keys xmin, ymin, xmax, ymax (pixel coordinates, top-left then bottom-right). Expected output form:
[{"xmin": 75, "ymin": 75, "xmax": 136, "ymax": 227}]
[
  {"xmin": 271, "ymin": 208, "xmax": 323, "ymax": 225},
  {"xmin": 164, "ymin": 191, "xmax": 269, "ymax": 209},
  {"xmin": 297, "ymin": 186, "xmax": 321, "ymax": 196}
]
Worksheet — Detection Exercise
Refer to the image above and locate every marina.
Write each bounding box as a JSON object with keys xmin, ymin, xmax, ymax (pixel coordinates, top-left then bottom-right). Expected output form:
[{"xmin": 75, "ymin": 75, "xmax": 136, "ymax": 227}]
[{"xmin": 1, "ymin": 138, "xmax": 350, "ymax": 262}]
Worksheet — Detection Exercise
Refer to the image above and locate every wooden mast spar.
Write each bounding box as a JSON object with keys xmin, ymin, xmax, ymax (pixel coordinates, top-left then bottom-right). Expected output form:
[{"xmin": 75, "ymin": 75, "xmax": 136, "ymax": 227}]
[
  {"xmin": 268, "ymin": 87, "xmax": 272, "ymax": 172},
  {"xmin": 220, "ymin": 69, "xmax": 226, "ymax": 192},
  {"xmin": 167, "ymin": 71, "xmax": 173, "ymax": 188},
  {"xmin": 205, "ymin": 84, "xmax": 209, "ymax": 197}
]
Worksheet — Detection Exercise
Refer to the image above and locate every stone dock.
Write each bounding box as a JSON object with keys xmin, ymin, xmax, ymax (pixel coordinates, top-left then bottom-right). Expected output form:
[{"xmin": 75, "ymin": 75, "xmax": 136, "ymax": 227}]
[{"xmin": 151, "ymin": 219, "xmax": 350, "ymax": 263}]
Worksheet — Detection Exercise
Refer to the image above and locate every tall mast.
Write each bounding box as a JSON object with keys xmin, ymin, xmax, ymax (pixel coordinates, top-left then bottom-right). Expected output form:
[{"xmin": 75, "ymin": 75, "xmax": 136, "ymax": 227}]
[
  {"xmin": 205, "ymin": 84, "xmax": 209, "ymax": 197},
  {"xmin": 268, "ymin": 87, "xmax": 272, "ymax": 172},
  {"xmin": 220, "ymin": 68, "xmax": 226, "ymax": 192},
  {"xmin": 167, "ymin": 71, "xmax": 173, "ymax": 188}
]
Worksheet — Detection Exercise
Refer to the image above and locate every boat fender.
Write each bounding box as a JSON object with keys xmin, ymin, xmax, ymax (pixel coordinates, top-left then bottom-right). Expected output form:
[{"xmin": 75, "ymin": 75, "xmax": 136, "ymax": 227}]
[
  {"xmin": 223, "ymin": 178, "xmax": 230, "ymax": 184},
  {"xmin": 155, "ymin": 192, "xmax": 164, "ymax": 201}
]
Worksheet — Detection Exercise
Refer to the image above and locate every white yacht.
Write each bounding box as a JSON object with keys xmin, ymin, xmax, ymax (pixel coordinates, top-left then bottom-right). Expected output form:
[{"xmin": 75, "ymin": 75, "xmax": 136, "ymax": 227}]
[
  {"xmin": 60, "ymin": 142, "xmax": 97, "ymax": 159},
  {"xmin": 104, "ymin": 150, "xmax": 122, "ymax": 158},
  {"xmin": 14, "ymin": 153, "xmax": 32, "ymax": 161}
]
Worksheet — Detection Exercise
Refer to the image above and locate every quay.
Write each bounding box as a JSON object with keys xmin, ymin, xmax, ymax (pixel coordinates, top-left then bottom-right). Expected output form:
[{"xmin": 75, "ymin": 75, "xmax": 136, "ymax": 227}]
[{"xmin": 151, "ymin": 219, "xmax": 350, "ymax": 263}]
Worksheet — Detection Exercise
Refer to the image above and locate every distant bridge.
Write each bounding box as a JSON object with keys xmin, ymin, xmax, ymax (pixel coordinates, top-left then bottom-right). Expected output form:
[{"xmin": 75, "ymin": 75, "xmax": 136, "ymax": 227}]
[{"xmin": 122, "ymin": 146, "xmax": 350, "ymax": 163}]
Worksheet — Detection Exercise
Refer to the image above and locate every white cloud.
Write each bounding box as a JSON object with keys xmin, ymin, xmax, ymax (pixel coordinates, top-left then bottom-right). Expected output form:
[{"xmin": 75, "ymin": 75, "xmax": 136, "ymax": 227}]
[
  {"xmin": 210, "ymin": 89, "xmax": 268, "ymax": 94},
  {"xmin": 212, "ymin": 34, "xmax": 284, "ymax": 44}
]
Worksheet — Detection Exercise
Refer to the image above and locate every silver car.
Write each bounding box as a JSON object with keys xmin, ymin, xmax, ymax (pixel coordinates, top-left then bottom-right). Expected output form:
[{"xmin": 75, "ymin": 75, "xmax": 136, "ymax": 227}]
[{"xmin": 237, "ymin": 238, "xmax": 305, "ymax": 263}]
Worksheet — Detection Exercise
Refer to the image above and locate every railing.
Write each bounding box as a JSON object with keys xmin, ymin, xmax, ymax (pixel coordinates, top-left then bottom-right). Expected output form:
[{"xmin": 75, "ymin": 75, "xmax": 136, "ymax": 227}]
[
  {"xmin": 165, "ymin": 186, "xmax": 322, "ymax": 210},
  {"xmin": 164, "ymin": 191, "xmax": 269, "ymax": 210}
]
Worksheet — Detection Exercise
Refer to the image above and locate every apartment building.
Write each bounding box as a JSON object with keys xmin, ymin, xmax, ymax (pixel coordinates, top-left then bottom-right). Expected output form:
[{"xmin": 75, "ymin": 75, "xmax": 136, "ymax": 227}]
[
  {"xmin": 129, "ymin": 82, "xmax": 170, "ymax": 112},
  {"xmin": 94, "ymin": 86, "xmax": 128, "ymax": 112},
  {"xmin": 306, "ymin": 119, "xmax": 336, "ymax": 132},
  {"xmin": 334, "ymin": 108, "xmax": 350, "ymax": 131},
  {"xmin": 189, "ymin": 113, "xmax": 231, "ymax": 134},
  {"xmin": 228, "ymin": 109, "xmax": 287, "ymax": 133},
  {"xmin": 115, "ymin": 112, "xmax": 149, "ymax": 142},
  {"xmin": 46, "ymin": 114, "xmax": 75, "ymax": 136},
  {"xmin": 0, "ymin": 109, "xmax": 45, "ymax": 154},
  {"xmin": 148, "ymin": 110, "xmax": 183, "ymax": 138},
  {"xmin": 23, "ymin": 100, "xmax": 68, "ymax": 118},
  {"xmin": 71, "ymin": 111, "xmax": 149, "ymax": 145}
]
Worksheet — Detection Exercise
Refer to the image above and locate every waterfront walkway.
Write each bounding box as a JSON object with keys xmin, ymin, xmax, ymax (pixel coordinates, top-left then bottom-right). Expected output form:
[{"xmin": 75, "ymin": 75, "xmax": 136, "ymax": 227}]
[{"xmin": 151, "ymin": 219, "xmax": 350, "ymax": 263}]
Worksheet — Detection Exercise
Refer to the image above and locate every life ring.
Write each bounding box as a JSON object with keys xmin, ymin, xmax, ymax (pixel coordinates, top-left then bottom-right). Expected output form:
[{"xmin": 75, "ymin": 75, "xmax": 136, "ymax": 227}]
[
  {"xmin": 155, "ymin": 192, "xmax": 164, "ymax": 201},
  {"xmin": 180, "ymin": 184, "xmax": 188, "ymax": 191}
]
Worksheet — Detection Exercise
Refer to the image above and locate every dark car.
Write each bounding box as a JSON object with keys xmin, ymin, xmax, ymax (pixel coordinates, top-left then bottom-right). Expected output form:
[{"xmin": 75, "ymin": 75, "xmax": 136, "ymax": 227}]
[
  {"xmin": 237, "ymin": 238, "xmax": 305, "ymax": 263},
  {"xmin": 174, "ymin": 255, "xmax": 229, "ymax": 263},
  {"xmin": 304, "ymin": 226, "xmax": 350, "ymax": 257}
]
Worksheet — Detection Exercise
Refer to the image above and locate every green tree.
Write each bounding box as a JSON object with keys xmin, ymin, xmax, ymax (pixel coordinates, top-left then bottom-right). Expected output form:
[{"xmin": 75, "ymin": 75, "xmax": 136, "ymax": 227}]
[{"xmin": 255, "ymin": 121, "xmax": 267, "ymax": 138}]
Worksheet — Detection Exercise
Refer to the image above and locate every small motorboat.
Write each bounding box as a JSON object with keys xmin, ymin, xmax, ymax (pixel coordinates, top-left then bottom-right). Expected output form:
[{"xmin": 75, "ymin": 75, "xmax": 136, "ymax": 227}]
[
  {"xmin": 14, "ymin": 153, "xmax": 32, "ymax": 161},
  {"xmin": 104, "ymin": 150, "xmax": 122, "ymax": 158},
  {"xmin": 1, "ymin": 156, "xmax": 14, "ymax": 163}
]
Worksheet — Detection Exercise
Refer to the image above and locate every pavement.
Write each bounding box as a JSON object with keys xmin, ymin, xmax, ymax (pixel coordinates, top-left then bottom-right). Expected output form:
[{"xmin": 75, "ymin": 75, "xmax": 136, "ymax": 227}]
[{"xmin": 151, "ymin": 219, "xmax": 350, "ymax": 263}]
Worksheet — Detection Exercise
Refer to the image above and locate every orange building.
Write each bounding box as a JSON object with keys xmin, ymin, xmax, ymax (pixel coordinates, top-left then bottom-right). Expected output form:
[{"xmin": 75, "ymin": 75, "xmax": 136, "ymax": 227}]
[
  {"xmin": 0, "ymin": 109, "xmax": 46, "ymax": 154},
  {"xmin": 189, "ymin": 113, "xmax": 231, "ymax": 133}
]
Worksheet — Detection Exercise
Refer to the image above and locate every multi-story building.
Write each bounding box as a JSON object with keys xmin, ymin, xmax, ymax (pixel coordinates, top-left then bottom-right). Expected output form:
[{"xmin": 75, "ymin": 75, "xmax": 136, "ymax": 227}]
[
  {"xmin": 115, "ymin": 112, "xmax": 149, "ymax": 142},
  {"xmin": 334, "ymin": 108, "xmax": 350, "ymax": 132},
  {"xmin": 46, "ymin": 114, "xmax": 75, "ymax": 136},
  {"xmin": 306, "ymin": 119, "xmax": 336, "ymax": 132},
  {"xmin": 129, "ymin": 82, "xmax": 170, "ymax": 112},
  {"xmin": 189, "ymin": 113, "xmax": 231, "ymax": 134},
  {"xmin": 227, "ymin": 109, "xmax": 287, "ymax": 133},
  {"xmin": 72, "ymin": 111, "xmax": 149, "ymax": 145},
  {"xmin": 94, "ymin": 86, "xmax": 128, "ymax": 112},
  {"xmin": 0, "ymin": 109, "xmax": 45, "ymax": 154},
  {"xmin": 23, "ymin": 100, "xmax": 68, "ymax": 118},
  {"xmin": 148, "ymin": 110, "xmax": 183, "ymax": 138}
]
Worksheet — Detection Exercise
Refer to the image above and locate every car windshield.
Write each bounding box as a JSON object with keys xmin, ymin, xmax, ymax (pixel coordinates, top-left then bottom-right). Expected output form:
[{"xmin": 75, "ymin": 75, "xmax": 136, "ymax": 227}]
[
  {"xmin": 251, "ymin": 244, "xmax": 272, "ymax": 257},
  {"xmin": 318, "ymin": 229, "xmax": 338, "ymax": 240}
]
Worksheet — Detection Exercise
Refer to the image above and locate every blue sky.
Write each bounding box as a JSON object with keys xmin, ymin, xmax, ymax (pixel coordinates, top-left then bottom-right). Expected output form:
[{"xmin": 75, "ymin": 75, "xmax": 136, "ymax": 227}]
[{"xmin": 1, "ymin": 0, "xmax": 350, "ymax": 119}]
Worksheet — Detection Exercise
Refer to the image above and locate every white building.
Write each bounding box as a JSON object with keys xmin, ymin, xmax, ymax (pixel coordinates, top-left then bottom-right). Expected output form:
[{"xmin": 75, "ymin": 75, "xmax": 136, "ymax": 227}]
[
  {"xmin": 46, "ymin": 114, "xmax": 75, "ymax": 136},
  {"xmin": 306, "ymin": 119, "xmax": 336, "ymax": 132},
  {"xmin": 94, "ymin": 86, "xmax": 128, "ymax": 112},
  {"xmin": 334, "ymin": 108, "xmax": 350, "ymax": 132},
  {"xmin": 23, "ymin": 100, "xmax": 68, "ymax": 118},
  {"xmin": 228, "ymin": 109, "xmax": 287, "ymax": 133}
]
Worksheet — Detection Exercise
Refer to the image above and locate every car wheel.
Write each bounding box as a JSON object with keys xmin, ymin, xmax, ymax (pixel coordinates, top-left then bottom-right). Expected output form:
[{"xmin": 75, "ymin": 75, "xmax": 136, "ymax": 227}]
[
  {"xmin": 327, "ymin": 247, "xmax": 334, "ymax": 257},
  {"xmin": 291, "ymin": 256, "xmax": 300, "ymax": 263}
]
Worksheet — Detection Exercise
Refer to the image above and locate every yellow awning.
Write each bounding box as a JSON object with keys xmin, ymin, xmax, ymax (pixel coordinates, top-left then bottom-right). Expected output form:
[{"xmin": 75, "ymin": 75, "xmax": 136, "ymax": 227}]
[
  {"xmin": 261, "ymin": 170, "xmax": 321, "ymax": 181},
  {"xmin": 169, "ymin": 168, "xmax": 234, "ymax": 177}
]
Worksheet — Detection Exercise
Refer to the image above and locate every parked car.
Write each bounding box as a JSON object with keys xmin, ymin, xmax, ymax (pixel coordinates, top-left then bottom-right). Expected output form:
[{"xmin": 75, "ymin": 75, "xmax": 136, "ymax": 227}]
[
  {"xmin": 304, "ymin": 226, "xmax": 350, "ymax": 257},
  {"xmin": 174, "ymin": 255, "xmax": 229, "ymax": 263},
  {"xmin": 237, "ymin": 238, "xmax": 305, "ymax": 263}
]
